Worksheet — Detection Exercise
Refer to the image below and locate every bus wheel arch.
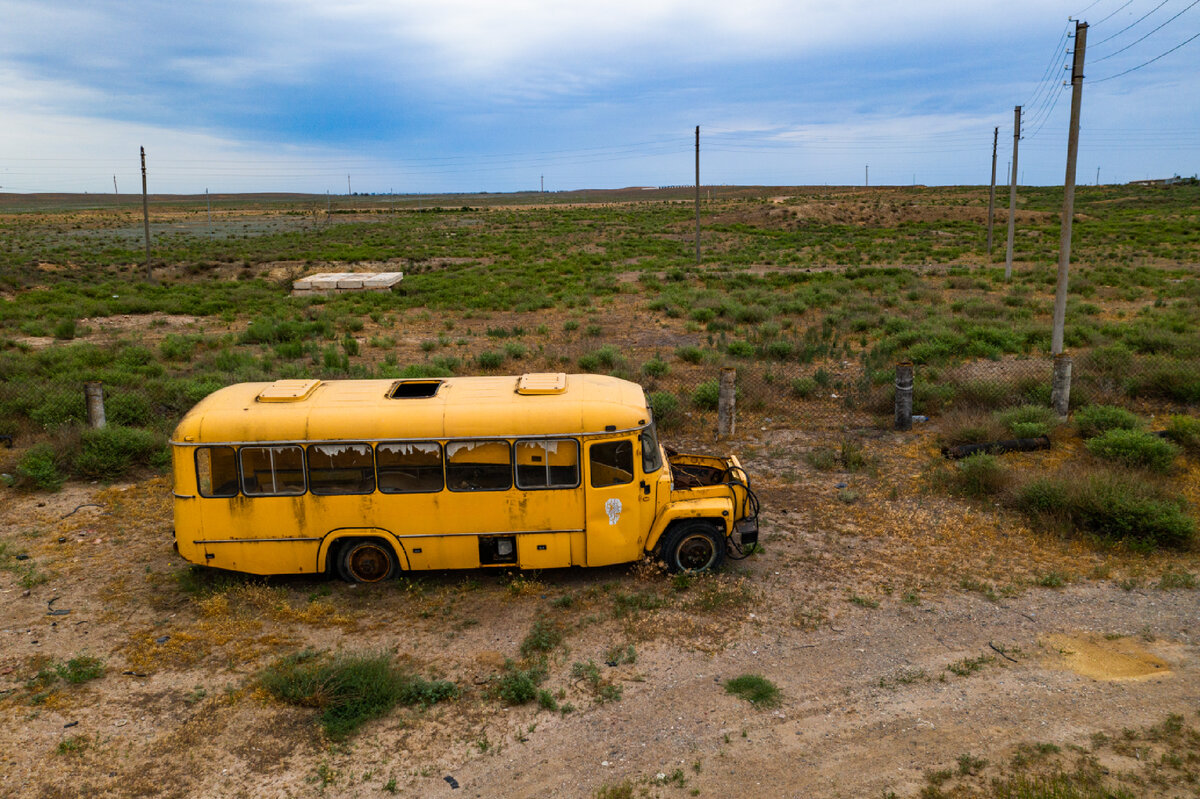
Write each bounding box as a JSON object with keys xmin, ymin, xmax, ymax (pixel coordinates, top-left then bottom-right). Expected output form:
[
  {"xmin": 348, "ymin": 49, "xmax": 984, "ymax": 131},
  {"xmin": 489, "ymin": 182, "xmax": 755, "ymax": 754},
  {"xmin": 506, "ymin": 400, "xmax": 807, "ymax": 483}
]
[
  {"xmin": 334, "ymin": 538, "xmax": 399, "ymax": 583},
  {"xmin": 659, "ymin": 520, "xmax": 725, "ymax": 574}
]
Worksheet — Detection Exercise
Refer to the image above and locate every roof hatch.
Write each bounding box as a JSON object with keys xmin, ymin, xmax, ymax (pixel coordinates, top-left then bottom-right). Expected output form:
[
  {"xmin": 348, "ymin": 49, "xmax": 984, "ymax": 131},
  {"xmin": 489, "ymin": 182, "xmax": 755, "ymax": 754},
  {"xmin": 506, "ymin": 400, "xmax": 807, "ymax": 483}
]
[
  {"xmin": 256, "ymin": 379, "xmax": 322, "ymax": 402},
  {"xmin": 516, "ymin": 373, "xmax": 567, "ymax": 395},
  {"xmin": 388, "ymin": 379, "xmax": 443, "ymax": 399}
]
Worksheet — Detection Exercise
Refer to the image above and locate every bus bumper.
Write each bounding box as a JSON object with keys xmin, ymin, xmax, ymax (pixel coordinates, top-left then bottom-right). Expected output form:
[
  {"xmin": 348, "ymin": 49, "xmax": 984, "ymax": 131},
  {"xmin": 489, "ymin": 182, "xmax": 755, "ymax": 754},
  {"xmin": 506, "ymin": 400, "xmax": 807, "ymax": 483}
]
[{"xmin": 734, "ymin": 518, "xmax": 758, "ymax": 548}]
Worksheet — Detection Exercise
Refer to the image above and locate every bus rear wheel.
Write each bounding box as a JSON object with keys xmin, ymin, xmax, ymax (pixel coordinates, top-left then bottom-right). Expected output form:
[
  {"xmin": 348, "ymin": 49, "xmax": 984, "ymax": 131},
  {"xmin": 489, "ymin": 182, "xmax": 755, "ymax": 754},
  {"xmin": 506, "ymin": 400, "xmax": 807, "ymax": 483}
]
[
  {"xmin": 337, "ymin": 539, "xmax": 397, "ymax": 583},
  {"xmin": 661, "ymin": 522, "xmax": 725, "ymax": 573}
]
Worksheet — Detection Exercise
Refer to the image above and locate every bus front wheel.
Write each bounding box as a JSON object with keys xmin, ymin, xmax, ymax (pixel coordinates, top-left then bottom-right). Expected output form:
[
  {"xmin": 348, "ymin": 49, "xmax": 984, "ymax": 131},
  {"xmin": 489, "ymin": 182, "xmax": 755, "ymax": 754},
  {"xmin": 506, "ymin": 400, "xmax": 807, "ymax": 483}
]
[
  {"xmin": 337, "ymin": 539, "xmax": 397, "ymax": 583},
  {"xmin": 661, "ymin": 522, "xmax": 725, "ymax": 574}
]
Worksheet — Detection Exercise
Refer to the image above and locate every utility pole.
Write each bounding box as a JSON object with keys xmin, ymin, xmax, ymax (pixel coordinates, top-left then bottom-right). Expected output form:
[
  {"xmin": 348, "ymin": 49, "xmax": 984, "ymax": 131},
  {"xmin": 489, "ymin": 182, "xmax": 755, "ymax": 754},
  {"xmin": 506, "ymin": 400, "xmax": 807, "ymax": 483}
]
[
  {"xmin": 113, "ymin": 175, "xmax": 119, "ymax": 207},
  {"xmin": 694, "ymin": 125, "xmax": 701, "ymax": 265},
  {"xmin": 865, "ymin": 165, "xmax": 869, "ymax": 187},
  {"xmin": 1004, "ymin": 106, "xmax": 1021, "ymax": 280},
  {"xmin": 1096, "ymin": 166, "xmax": 1100, "ymax": 185},
  {"xmin": 1052, "ymin": 22, "xmax": 1088, "ymax": 357},
  {"xmin": 540, "ymin": 175, "xmax": 544, "ymax": 193},
  {"xmin": 347, "ymin": 174, "xmax": 351, "ymax": 195},
  {"xmin": 987, "ymin": 127, "xmax": 998, "ymax": 255},
  {"xmin": 140, "ymin": 146, "xmax": 153, "ymax": 283},
  {"xmin": 206, "ymin": 187, "xmax": 212, "ymax": 238},
  {"xmin": 1051, "ymin": 21, "xmax": 1087, "ymax": 417}
]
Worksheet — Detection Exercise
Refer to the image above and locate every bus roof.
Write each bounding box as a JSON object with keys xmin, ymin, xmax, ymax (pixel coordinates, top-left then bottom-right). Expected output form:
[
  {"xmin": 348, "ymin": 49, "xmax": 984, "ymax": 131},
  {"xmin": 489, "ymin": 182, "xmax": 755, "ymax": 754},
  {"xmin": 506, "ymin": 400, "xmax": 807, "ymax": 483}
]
[{"xmin": 171, "ymin": 373, "xmax": 651, "ymax": 444}]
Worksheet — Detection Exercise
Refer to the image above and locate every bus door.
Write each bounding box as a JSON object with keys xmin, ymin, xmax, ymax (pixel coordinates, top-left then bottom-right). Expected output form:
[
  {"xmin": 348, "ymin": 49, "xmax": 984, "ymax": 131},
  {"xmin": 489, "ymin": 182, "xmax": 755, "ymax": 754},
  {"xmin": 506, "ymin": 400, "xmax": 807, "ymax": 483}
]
[{"xmin": 584, "ymin": 438, "xmax": 643, "ymax": 566}]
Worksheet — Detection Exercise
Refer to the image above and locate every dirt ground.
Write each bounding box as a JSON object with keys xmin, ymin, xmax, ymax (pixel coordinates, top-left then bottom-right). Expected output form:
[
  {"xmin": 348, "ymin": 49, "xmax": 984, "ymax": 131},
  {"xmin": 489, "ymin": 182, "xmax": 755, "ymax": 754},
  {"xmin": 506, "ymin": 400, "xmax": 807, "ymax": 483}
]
[{"xmin": 2, "ymin": 423, "xmax": 1199, "ymax": 799}]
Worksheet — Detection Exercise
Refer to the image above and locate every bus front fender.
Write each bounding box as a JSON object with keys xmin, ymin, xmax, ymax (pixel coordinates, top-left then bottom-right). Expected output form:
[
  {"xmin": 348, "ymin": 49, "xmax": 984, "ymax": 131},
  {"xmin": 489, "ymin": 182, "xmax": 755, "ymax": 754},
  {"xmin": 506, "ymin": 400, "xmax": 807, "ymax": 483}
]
[{"xmin": 644, "ymin": 497, "xmax": 733, "ymax": 554}]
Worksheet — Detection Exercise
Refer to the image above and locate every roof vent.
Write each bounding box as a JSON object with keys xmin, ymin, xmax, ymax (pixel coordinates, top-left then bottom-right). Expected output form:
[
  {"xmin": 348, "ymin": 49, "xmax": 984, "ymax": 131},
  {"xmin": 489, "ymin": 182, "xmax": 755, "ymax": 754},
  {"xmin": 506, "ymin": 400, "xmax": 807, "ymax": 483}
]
[
  {"xmin": 256, "ymin": 379, "xmax": 322, "ymax": 402},
  {"xmin": 516, "ymin": 373, "xmax": 567, "ymax": 395},
  {"xmin": 388, "ymin": 380, "xmax": 443, "ymax": 399}
]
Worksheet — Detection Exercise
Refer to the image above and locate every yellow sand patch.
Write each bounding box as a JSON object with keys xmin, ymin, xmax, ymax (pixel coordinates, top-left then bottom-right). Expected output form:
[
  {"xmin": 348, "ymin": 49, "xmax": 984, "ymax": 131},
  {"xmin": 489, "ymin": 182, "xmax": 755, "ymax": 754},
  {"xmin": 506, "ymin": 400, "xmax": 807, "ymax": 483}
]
[{"xmin": 1043, "ymin": 632, "xmax": 1170, "ymax": 681}]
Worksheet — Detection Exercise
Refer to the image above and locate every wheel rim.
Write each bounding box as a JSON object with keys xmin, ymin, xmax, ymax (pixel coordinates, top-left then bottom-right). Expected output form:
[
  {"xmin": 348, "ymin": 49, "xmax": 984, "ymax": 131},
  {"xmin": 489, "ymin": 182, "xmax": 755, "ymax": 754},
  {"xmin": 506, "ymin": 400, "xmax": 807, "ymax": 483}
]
[
  {"xmin": 347, "ymin": 544, "xmax": 391, "ymax": 582},
  {"xmin": 676, "ymin": 533, "xmax": 717, "ymax": 571}
]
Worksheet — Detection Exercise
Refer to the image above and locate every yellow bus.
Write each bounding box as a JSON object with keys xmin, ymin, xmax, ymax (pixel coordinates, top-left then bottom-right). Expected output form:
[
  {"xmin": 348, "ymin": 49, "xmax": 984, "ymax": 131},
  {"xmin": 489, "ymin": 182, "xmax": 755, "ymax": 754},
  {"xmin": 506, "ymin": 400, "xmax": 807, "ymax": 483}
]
[{"xmin": 170, "ymin": 373, "xmax": 758, "ymax": 582}]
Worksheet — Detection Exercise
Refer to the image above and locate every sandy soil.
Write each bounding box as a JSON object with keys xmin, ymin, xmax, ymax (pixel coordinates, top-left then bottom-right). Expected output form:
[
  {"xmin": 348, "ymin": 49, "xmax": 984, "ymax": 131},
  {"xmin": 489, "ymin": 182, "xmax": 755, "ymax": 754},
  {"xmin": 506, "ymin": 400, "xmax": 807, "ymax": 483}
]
[{"xmin": 2, "ymin": 425, "xmax": 1199, "ymax": 799}]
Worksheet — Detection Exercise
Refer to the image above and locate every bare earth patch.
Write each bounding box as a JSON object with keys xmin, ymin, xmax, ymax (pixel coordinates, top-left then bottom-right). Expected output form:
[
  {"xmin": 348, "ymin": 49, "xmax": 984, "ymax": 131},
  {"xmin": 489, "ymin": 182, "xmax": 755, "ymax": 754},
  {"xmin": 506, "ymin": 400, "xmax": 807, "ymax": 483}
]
[{"xmin": 2, "ymin": 426, "xmax": 1199, "ymax": 798}]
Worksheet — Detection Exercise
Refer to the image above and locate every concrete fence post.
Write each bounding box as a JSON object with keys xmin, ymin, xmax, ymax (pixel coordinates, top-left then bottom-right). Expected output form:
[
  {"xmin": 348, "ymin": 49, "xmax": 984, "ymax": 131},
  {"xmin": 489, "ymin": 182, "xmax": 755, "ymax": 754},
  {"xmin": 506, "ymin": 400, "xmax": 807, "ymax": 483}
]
[
  {"xmin": 85, "ymin": 382, "xmax": 106, "ymax": 429},
  {"xmin": 717, "ymin": 367, "xmax": 736, "ymax": 439},
  {"xmin": 894, "ymin": 362, "xmax": 914, "ymax": 431},
  {"xmin": 1051, "ymin": 353, "xmax": 1072, "ymax": 420}
]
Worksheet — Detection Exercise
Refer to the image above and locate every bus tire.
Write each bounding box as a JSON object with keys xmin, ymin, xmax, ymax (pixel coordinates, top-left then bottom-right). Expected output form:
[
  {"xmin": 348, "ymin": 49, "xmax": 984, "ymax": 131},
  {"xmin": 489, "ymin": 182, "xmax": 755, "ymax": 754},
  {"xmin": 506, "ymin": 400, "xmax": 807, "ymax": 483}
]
[
  {"xmin": 337, "ymin": 539, "xmax": 397, "ymax": 583},
  {"xmin": 661, "ymin": 522, "xmax": 725, "ymax": 574}
]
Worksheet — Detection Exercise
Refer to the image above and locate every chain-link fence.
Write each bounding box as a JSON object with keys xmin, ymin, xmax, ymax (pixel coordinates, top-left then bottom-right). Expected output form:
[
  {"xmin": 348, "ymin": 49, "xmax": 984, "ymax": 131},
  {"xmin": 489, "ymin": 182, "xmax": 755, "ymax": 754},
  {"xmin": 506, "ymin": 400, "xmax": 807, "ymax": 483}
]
[{"xmin": 1, "ymin": 348, "xmax": 1197, "ymax": 450}]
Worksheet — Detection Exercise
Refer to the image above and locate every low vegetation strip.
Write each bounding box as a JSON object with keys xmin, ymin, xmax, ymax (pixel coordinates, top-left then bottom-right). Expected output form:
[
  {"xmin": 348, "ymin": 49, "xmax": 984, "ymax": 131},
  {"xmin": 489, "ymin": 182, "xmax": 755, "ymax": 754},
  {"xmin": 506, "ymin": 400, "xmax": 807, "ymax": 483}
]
[{"xmin": 258, "ymin": 650, "xmax": 457, "ymax": 740}]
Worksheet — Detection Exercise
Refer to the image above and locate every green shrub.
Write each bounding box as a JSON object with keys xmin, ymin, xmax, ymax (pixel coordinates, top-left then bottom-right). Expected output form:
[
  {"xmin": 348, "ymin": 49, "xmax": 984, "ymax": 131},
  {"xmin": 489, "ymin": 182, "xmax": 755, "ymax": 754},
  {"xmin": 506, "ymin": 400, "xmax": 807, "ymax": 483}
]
[
  {"xmin": 73, "ymin": 426, "xmax": 164, "ymax": 479},
  {"xmin": 16, "ymin": 443, "xmax": 65, "ymax": 491},
  {"xmin": 259, "ymin": 650, "xmax": 456, "ymax": 741},
  {"xmin": 1013, "ymin": 470, "xmax": 1193, "ymax": 550},
  {"xmin": 1073, "ymin": 472, "xmax": 1193, "ymax": 548},
  {"xmin": 1163, "ymin": 415, "xmax": 1200, "ymax": 454},
  {"xmin": 475, "ymin": 350, "xmax": 505, "ymax": 370},
  {"xmin": 993, "ymin": 405, "xmax": 1057, "ymax": 439},
  {"xmin": 58, "ymin": 655, "xmax": 104, "ymax": 684},
  {"xmin": 29, "ymin": 388, "xmax": 87, "ymax": 429},
  {"xmin": 692, "ymin": 380, "xmax": 720, "ymax": 410},
  {"xmin": 1085, "ymin": 429, "xmax": 1179, "ymax": 473},
  {"xmin": 675, "ymin": 346, "xmax": 704, "ymax": 364},
  {"xmin": 726, "ymin": 341, "xmax": 754, "ymax": 359},
  {"xmin": 52, "ymin": 319, "xmax": 77, "ymax": 340},
  {"xmin": 1074, "ymin": 405, "xmax": 1141, "ymax": 438},
  {"xmin": 1125, "ymin": 362, "xmax": 1200, "ymax": 403},
  {"xmin": 641, "ymin": 357, "xmax": 669, "ymax": 379},
  {"xmin": 723, "ymin": 674, "xmax": 780, "ymax": 708},
  {"xmin": 648, "ymin": 391, "xmax": 683, "ymax": 431},
  {"xmin": 791, "ymin": 377, "xmax": 817, "ymax": 399},
  {"xmin": 496, "ymin": 659, "xmax": 546, "ymax": 705},
  {"xmin": 579, "ymin": 346, "xmax": 620, "ymax": 372},
  {"xmin": 106, "ymin": 392, "xmax": 153, "ymax": 427},
  {"xmin": 1011, "ymin": 477, "xmax": 1069, "ymax": 516},
  {"xmin": 952, "ymin": 453, "xmax": 1008, "ymax": 498},
  {"xmin": 519, "ymin": 620, "xmax": 563, "ymax": 658}
]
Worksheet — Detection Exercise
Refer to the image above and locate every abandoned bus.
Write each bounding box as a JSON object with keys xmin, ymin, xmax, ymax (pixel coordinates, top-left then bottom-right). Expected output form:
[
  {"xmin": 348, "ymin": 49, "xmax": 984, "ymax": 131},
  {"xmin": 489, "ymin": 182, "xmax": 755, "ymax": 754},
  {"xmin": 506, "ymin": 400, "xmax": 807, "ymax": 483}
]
[{"xmin": 170, "ymin": 373, "xmax": 758, "ymax": 582}]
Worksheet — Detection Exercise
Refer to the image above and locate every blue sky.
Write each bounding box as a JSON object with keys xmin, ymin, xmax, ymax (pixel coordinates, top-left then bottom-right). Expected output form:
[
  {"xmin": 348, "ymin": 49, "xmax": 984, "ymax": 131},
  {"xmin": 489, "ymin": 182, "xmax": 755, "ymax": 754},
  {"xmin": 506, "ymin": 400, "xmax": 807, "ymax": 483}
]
[{"xmin": 1, "ymin": 0, "xmax": 1197, "ymax": 194}]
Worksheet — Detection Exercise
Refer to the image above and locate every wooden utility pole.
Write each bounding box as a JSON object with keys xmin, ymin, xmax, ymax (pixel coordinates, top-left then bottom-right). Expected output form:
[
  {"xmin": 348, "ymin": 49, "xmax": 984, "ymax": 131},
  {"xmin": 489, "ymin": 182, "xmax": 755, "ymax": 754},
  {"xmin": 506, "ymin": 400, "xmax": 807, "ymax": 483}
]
[
  {"xmin": 987, "ymin": 127, "xmax": 998, "ymax": 254},
  {"xmin": 112, "ymin": 175, "xmax": 119, "ymax": 206},
  {"xmin": 1004, "ymin": 106, "xmax": 1021, "ymax": 280},
  {"xmin": 140, "ymin": 146, "xmax": 153, "ymax": 282},
  {"xmin": 1051, "ymin": 21, "xmax": 1088, "ymax": 418},
  {"xmin": 694, "ymin": 125, "xmax": 701, "ymax": 265},
  {"xmin": 1052, "ymin": 22, "xmax": 1088, "ymax": 358},
  {"xmin": 206, "ymin": 188, "xmax": 212, "ymax": 238},
  {"xmin": 865, "ymin": 165, "xmax": 869, "ymax": 187}
]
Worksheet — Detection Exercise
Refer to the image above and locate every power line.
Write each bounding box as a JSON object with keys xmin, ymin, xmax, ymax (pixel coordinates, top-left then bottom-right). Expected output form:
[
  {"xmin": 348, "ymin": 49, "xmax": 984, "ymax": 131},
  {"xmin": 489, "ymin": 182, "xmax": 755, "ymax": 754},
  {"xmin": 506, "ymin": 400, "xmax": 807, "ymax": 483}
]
[
  {"xmin": 1093, "ymin": 0, "xmax": 1134, "ymax": 27},
  {"xmin": 1093, "ymin": 0, "xmax": 1200, "ymax": 61},
  {"xmin": 1091, "ymin": 0, "xmax": 1171, "ymax": 46},
  {"xmin": 1091, "ymin": 29, "xmax": 1200, "ymax": 80},
  {"xmin": 1021, "ymin": 23, "xmax": 1073, "ymax": 115}
]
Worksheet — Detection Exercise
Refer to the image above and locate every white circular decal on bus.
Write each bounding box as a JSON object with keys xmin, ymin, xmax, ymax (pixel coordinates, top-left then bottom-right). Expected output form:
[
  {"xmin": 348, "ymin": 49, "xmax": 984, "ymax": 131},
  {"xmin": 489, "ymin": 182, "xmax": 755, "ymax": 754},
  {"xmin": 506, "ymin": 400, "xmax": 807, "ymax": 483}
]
[{"xmin": 605, "ymin": 497, "xmax": 622, "ymax": 525}]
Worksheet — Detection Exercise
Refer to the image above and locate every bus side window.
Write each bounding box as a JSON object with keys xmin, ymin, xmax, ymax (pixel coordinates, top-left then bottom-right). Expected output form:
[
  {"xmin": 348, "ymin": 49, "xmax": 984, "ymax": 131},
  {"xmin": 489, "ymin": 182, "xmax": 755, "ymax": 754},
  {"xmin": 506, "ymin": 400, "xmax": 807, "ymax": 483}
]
[
  {"xmin": 446, "ymin": 440, "xmax": 512, "ymax": 491},
  {"xmin": 240, "ymin": 445, "xmax": 306, "ymax": 496},
  {"xmin": 589, "ymin": 440, "xmax": 634, "ymax": 488},
  {"xmin": 308, "ymin": 443, "xmax": 375, "ymax": 495},
  {"xmin": 196, "ymin": 446, "xmax": 238, "ymax": 497},
  {"xmin": 516, "ymin": 439, "xmax": 579, "ymax": 489},
  {"xmin": 377, "ymin": 442, "xmax": 443, "ymax": 493}
]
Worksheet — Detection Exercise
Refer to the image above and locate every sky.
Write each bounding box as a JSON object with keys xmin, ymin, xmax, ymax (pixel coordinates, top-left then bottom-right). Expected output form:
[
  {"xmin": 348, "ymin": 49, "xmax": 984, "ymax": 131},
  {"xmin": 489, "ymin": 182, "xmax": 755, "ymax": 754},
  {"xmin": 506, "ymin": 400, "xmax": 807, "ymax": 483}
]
[{"xmin": 0, "ymin": 0, "xmax": 1197, "ymax": 194}]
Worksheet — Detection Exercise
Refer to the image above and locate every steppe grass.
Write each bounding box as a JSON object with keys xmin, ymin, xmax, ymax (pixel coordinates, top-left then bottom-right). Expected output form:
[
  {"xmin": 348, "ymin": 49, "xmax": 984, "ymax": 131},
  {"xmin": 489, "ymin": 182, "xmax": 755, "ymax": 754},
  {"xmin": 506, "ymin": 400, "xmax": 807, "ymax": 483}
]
[
  {"xmin": 259, "ymin": 650, "xmax": 457, "ymax": 740},
  {"xmin": 723, "ymin": 673, "xmax": 780, "ymax": 708}
]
